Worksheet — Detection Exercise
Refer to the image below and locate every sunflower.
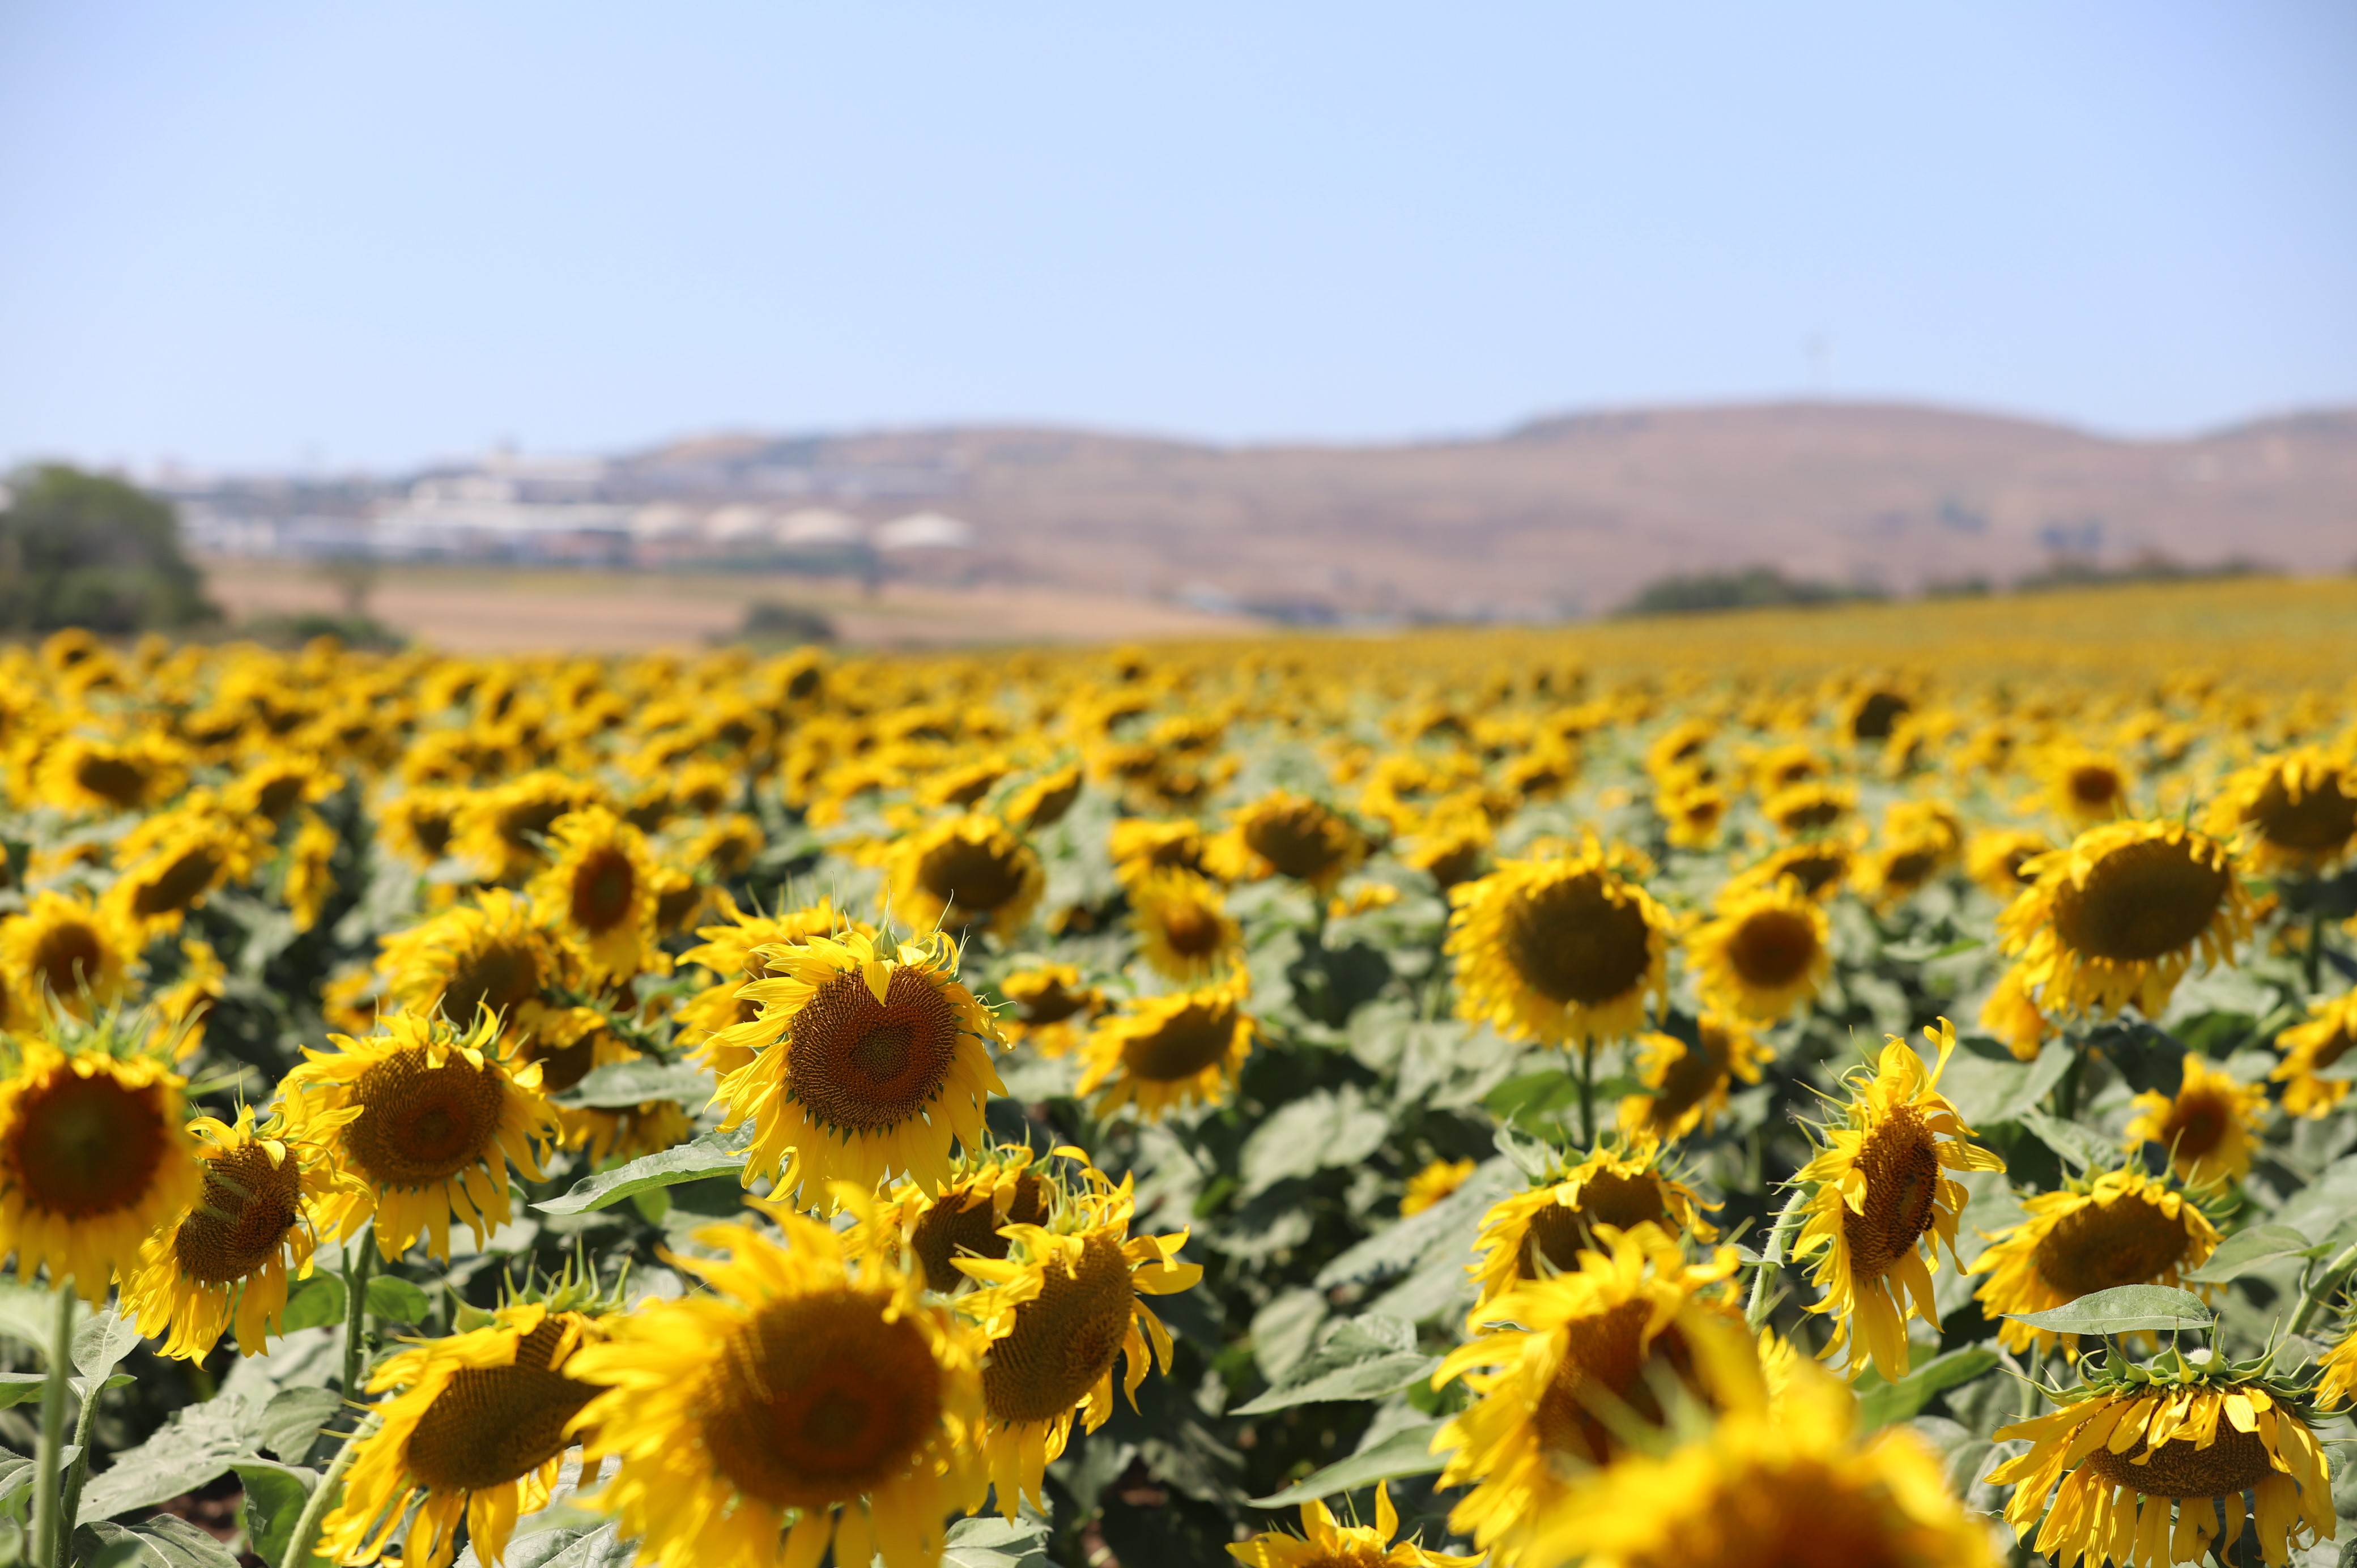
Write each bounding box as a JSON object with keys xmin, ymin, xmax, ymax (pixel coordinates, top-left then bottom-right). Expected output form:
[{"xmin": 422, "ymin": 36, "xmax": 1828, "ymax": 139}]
[
  {"xmin": 1400, "ymin": 1156, "xmax": 1477, "ymax": 1217},
  {"xmin": 1725, "ymin": 839, "xmax": 1854, "ymax": 902},
  {"xmin": 151, "ymin": 939, "xmax": 227, "ymax": 1059},
  {"xmin": 1762, "ymin": 780, "xmax": 1854, "ymax": 836},
  {"xmin": 1538, "ymin": 1351, "xmax": 1997, "ymax": 1568},
  {"xmin": 2125, "ymin": 1055, "xmax": 2267, "ymax": 1188},
  {"xmin": 2273, "ymin": 990, "xmax": 2357, "ymax": 1119},
  {"xmin": 954, "ymin": 1170, "xmax": 1201, "ymax": 1519},
  {"xmin": 1207, "ymin": 791, "xmax": 1368, "ymax": 894},
  {"xmin": 527, "ymin": 806, "xmax": 657, "ymax": 982},
  {"xmin": 568, "ymin": 1204, "xmax": 986, "ymax": 1568},
  {"xmin": 453, "ymin": 771, "xmax": 608, "ymax": 884},
  {"xmin": 321, "ymin": 1302, "xmax": 609, "ymax": 1568},
  {"xmin": 124, "ymin": 1099, "xmax": 360, "ymax": 1359},
  {"xmin": 1466, "ymin": 1141, "xmax": 1719, "ymax": 1308},
  {"xmin": 1968, "ymin": 1165, "xmax": 2220, "ymax": 1356},
  {"xmin": 2037, "ymin": 745, "xmax": 2137, "ymax": 827},
  {"xmin": 0, "ymin": 890, "xmax": 138, "ymax": 1021},
  {"xmin": 1790, "ymin": 1019, "xmax": 2005, "ymax": 1380},
  {"xmin": 0, "ymin": 1029, "xmax": 201, "ymax": 1300},
  {"xmin": 223, "ymin": 749, "xmax": 342, "ymax": 823},
  {"xmin": 871, "ymin": 1143, "xmax": 1062, "ymax": 1294},
  {"xmin": 674, "ymin": 895, "xmax": 858, "ymax": 1076},
  {"xmin": 1618, "ymin": 1014, "xmax": 1773, "ymax": 1143},
  {"xmin": 1658, "ymin": 781, "xmax": 1729, "ymax": 849},
  {"xmin": 1108, "ymin": 817, "xmax": 1209, "ymax": 884},
  {"xmin": 1433, "ymin": 1222, "xmax": 1751, "ymax": 1568},
  {"xmin": 379, "ymin": 786, "xmax": 466, "ymax": 870},
  {"xmin": 1398, "ymin": 802, "xmax": 1494, "ymax": 889},
  {"xmin": 522, "ymin": 1008, "xmax": 694, "ymax": 1167},
  {"xmin": 1987, "ymin": 1374, "xmax": 2335, "ymax": 1568},
  {"xmin": 1446, "ymin": 839, "xmax": 1672, "ymax": 1048},
  {"xmin": 884, "ymin": 812, "xmax": 1046, "ymax": 943},
  {"xmin": 1002, "ymin": 763, "xmax": 1084, "ymax": 832},
  {"xmin": 281, "ymin": 1009, "xmax": 559, "ymax": 1260},
  {"xmin": 376, "ymin": 888, "xmax": 568, "ymax": 1044},
  {"xmin": 2320, "ymin": 1325, "xmax": 2357, "ymax": 1412},
  {"xmin": 2207, "ymin": 747, "xmax": 2357, "ymax": 875},
  {"xmin": 1128, "ymin": 867, "xmax": 1244, "ymax": 983},
  {"xmin": 677, "ymin": 811, "xmax": 763, "ymax": 879},
  {"xmin": 104, "ymin": 803, "xmax": 261, "ymax": 938},
  {"xmin": 997, "ymin": 964, "xmax": 1104, "ymax": 1057},
  {"xmin": 1994, "ymin": 820, "xmax": 2253, "ymax": 1022},
  {"xmin": 1748, "ymin": 740, "xmax": 1828, "ymax": 794},
  {"xmin": 1690, "ymin": 881, "xmax": 1832, "ymax": 1024},
  {"xmin": 1230, "ymin": 1482, "xmax": 1480, "ymax": 1568},
  {"xmin": 33, "ymin": 731, "xmax": 189, "ymax": 815},
  {"xmin": 712, "ymin": 926, "xmax": 1005, "ymax": 1208},
  {"xmin": 1645, "ymin": 719, "xmax": 1717, "ymax": 783},
  {"xmin": 283, "ymin": 808, "xmax": 341, "ymax": 932},
  {"xmin": 1966, "ymin": 826, "xmax": 2053, "ymax": 898},
  {"xmin": 1075, "ymin": 973, "xmax": 1256, "ymax": 1120}
]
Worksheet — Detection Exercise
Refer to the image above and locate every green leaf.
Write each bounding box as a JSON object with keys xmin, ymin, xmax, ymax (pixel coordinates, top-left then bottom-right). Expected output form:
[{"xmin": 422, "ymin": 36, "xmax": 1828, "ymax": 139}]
[
  {"xmin": 535, "ymin": 1127, "xmax": 751, "ymax": 1216},
  {"xmin": 73, "ymin": 1515, "xmax": 244, "ymax": 1568},
  {"xmin": 1882, "ymin": 935, "xmax": 1984, "ymax": 962},
  {"xmin": 1855, "ymin": 1347, "xmax": 1999, "ymax": 1430},
  {"xmin": 1238, "ymin": 1085, "xmax": 1393, "ymax": 1197},
  {"xmin": 2003, "ymin": 1285, "xmax": 2213, "ymax": 1336},
  {"xmin": 1484, "ymin": 1068, "xmax": 1582, "ymax": 1131},
  {"xmin": 940, "ymin": 1516, "xmax": 1053, "ymax": 1568},
  {"xmin": 278, "ymin": 1274, "xmax": 345, "ymax": 1333},
  {"xmin": 78, "ymin": 1391, "xmax": 259, "ymax": 1522},
  {"xmin": 1249, "ymin": 1420, "xmax": 1447, "ymax": 1507},
  {"xmin": 0, "ymin": 1449, "xmax": 35, "ymax": 1506},
  {"xmin": 232, "ymin": 1460, "xmax": 318, "ymax": 1568},
  {"xmin": 2017, "ymin": 1106, "xmax": 2116, "ymax": 1174},
  {"xmin": 555, "ymin": 1059, "xmax": 712, "ymax": 1110},
  {"xmin": 0, "ymin": 1370, "xmax": 130, "ymax": 1408},
  {"xmin": 72, "ymin": 1303, "xmax": 142, "ymax": 1394},
  {"xmin": 365, "ymin": 1276, "xmax": 433, "ymax": 1325},
  {"xmin": 1939, "ymin": 1039, "xmax": 2074, "ymax": 1127},
  {"xmin": 254, "ymin": 1386, "xmax": 345, "ymax": 1465},
  {"xmin": 1232, "ymin": 1314, "xmax": 1438, "ymax": 1414},
  {"xmin": 0, "ymin": 1280, "xmax": 67, "ymax": 1355},
  {"xmin": 2183, "ymin": 1225, "xmax": 2322, "ymax": 1285}
]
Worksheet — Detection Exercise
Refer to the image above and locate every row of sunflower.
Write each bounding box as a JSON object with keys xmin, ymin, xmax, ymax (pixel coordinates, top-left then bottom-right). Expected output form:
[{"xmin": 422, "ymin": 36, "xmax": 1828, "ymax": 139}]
[{"xmin": 0, "ymin": 617, "xmax": 2352, "ymax": 1568}]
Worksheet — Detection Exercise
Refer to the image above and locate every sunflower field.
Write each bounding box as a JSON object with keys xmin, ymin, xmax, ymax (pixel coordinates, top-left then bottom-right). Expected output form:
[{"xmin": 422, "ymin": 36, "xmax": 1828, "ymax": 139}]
[{"xmin": 2, "ymin": 579, "xmax": 2357, "ymax": 1568}]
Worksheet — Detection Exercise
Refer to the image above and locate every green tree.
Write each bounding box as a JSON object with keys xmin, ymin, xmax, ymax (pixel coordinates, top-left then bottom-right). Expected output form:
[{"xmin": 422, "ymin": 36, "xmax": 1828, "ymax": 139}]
[{"xmin": 0, "ymin": 463, "xmax": 219, "ymax": 634}]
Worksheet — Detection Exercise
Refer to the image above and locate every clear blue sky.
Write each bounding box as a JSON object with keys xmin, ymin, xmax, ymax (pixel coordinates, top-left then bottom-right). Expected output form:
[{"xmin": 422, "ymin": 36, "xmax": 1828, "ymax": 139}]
[{"xmin": 3, "ymin": 2, "xmax": 2352, "ymax": 473}]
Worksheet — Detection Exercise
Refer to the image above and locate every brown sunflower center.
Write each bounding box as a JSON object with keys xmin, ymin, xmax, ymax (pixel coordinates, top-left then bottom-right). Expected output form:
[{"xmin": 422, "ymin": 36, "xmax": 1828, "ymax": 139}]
[
  {"xmin": 440, "ymin": 940, "xmax": 544, "ymax": 1026},
  {"xmin": 1158, "ymin": 902, "xmax": 1225, "ymax": 958},
  {"xmin": 1773, "ymin": 850, "xmax": 1847, "ymax": 897},
  {"xmin": 2069, "ymin": 765, "xmax": 2125, "ymax": 809},
  {"xmin": 497, "ymin": 799, "xmax": 571, "ymax": 854},
  {"xmin": 1016, "ymin": 776, "xmax": 1081, "ymax": 829},
  {"xmin": 343, "ymin": 1047, "xmax": 509, "ymax": 1187},
  {"xmin": 1850, "ymin": 692, "xmax": 1911, "ymax": 741},
  {"xmin": 1533, "ymin": 1302, "xmax": 1692, "ymax": 1464},
  {"xmin": 2032, "ymin": 1194, "xmax": 2194, "ymax": 1301},
  {"xmin": 910, "ymin": 1174, "xmax": 1053, "ymax": 1293},
  {"xmin": 917, "ymin": 837, "xmax": 1026, "ymax": 918},
  {"xmin": 1725, "ymin": 908, "xmax": 1819, "ymax": 989},
  {"xmin": 172, "ymin": 1140, "xmax": 304, "ymax": 1284},
  {"xmin": 1778, "ymin": 796, "xmax": 1847, "ymax": 832},
  {"xmin": 410, "ymin": 810, "xmax": 456, "ymax": 858},
  {"xmin": 2080, "ymin": 1422, "xmax": 2276, "ymax": 1499},
  {"xmin": 1119, "ymin": 1002, "xmax": 1237, "ymax": 1083},
  {"xmin": 2051, "ymin": 837, "xmax": 2229, "ymax": 962},
  {"xmin": 405, "ymin": 1318, "xmax": 597, "ymax": 1490},
  {"xmin": 29, "ymin": 919, "xmax": 108, "ymax": 1003},
  {"xmin": 10, "ymin": 1070, "xmax": 168, "ymax": 1220},
  {"xmin": 254, "ymin": 773, "xmax": 307, "ymax": 820},
  {"xmin": 700, "ymin": 1286, "xmax": 943, "ymax": 1511},
  {"xmin": 2252, "ymin": 774, "xmax": 2357, "ymax": 853},
  {"xmin": 2163, "ymin": 1089, "xmax": 2230, "ymax": 1160},
  {"xmin": 1502, "ymin": 873, "xmax": 1655, "ymax": 1007},
  {"xmin": 1518, "ymin": 1173, "xmax": 1670, "ymax": 1279},
  {"xmin": 134, "ymin": 845, "xmax": 224, "ymax": 918},
  {"xmin": 1880, "ymin": 847, "xmax": 1941, "ymax": 892},
  {"xmin": 1244, "ymin": 803, "xmax": 1350, "ymax": 881},
  {"xmin": 529, "ymin": 1033, "xmax": 601, "ymax": 1095},
  {"xmin": 75, "ymin": 755, "xmax": 149, "ymax": 807},
  {"xmin": 1016, "ymin": 982, "xmax": 1087, "ymax": 1028},
  {"xmin": 1840, "ymin": 1107, "xmax": 1941, "ymax": 1279},
  {"xmin": 1652, "ymin": 1031, "xmax": 1734, "ymax": 1123},
  {"xmin": 785, "ymin": 968, "xmax": 961, "ymax": 1133},
  {"xmin": 568, "ymin": 847, "xmax": 637, "ymax": 934},
  {"xmin": 654, "ymin": 879, "xmax": 703, "ymax": 931},
  {"xmin": 981, "ymin": 1232, "xmax": 1137, "ymax": 1425}
]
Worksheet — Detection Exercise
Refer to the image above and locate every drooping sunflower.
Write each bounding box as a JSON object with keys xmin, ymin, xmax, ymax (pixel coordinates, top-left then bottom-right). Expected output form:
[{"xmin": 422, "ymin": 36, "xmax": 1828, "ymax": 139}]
[
  {"xmin": 1466, "ymin": 1141, "xmax": 1718, "ymax": 1308},
  {"xmin": 125, "ymin": 1099, "xmax": 360, "ymax": 1359},
  {"xmin": 320, "ymin": 1301, "xmax": 610, "ymax": 1568},
  {"xmin": 0, "ymin": 1028, "xmax": 201, "ymax": 1299},
  {"xmin": 996, "ymin": 964, "xmax": 1104, "ymax": 1058},
  {"xmin": 2124, "ymin": 1055, "xmax": 2268, "ymax": 1188},
  {"xmin": 1726, "ymin": 839, "xmax": 1853, "ymax": 901},
  {"xmin": 103, "ymin": 802, "xmax": 261, "ymax": 938},
  {"xmin": 1207, "ymin": 790, "xmax": 1368, "ymax": 894},
  {"xmin": 33, "ymin": 731, "xmax": 190, "ymax": 815},
  {"xmin": 1002, "ymin": 763, "xmax": 1084, "ymax": 832},
  {"xmin": 2273, "ymin": 990, "xmax": 2357, "ymax": 1119},
  {"xmin": 453, "ymin": 771, "xmax": 609, "ymax": 884},
  {"xmin": 1762, "ymin": 780, "xmax": 1854, "ymax": 836},
  {"xmin": 376, "ymin": 888, "xmax": 569, "ymax": 1044},
  {"xmin": 0, "ymin": 890, "xmax": 138, "ymax": 1021},
  {"xmin": 1446, "ymin": 839, "xmax": 1672, "ymax": 1048},
  {"xmin": 1689, "ymin": 881, "xmax": 1832, "ymax": 1024},
  {"xmin": 1790, "ymin": 1019, "xmax": 2005, "ymax": 1380},
  {"xmin": 1128, "ymin": 867, "xmax": 1244, "ymax": 983},
  {"xmin": 1617, "ymin": 1013, "xmax": 1774, "ymax": 1143},
  {"xmin": 712, "ymin": 927, "xmax": 1006, "ymax": 1208},
  {"xmin": 675, "ymin": 895, "xmax": 859, "ymax": 1076},
  {"xmin": 1108, "ymin": 816, "xmax": 1209, "ymax": 885},
  {"xmin": 281, "ymin": 1009, "xmax": 560, "ymax": 1260},
  {"xmin": 2206, "ymin": 746, "xmax": 2357, "ymax": 875},
  {"xmin": 1538, "ymin": 1350, "xmax": 1997, "ymax": 1568},
  {"xmin": 1433, "ymin": 1222, "xmax": 1752, "ymax": 1568},
  {"xmin": 1993, "ymin": 819, "xmax": 2253, "ymax": 1022},
  {"xmin": 954, "ymin": 1170, "xmax": 1201, "ymax": 1519},
  {"xmin": 1968, "ymin": 1165, "xmax": 2220, "ymax": 1356},
  {"xmin": 1400, "ymin": 1156, "xmax": 1477, "ymax": 1217},
  {"xmin": 884, "ymin": 812, "xmax": 1046, "ymax": 943},
  {"xmin": 1965, "ymin": 825, "xmax": 2053, "ymax": 899},
  {"xmin": 871, "ymin": 1143, "xmax": 1062, "ymax": 1294},
  {"xmin": 568, "ymin": 1204, "xmax": 986, "ymax": 1568},
  {"xmin": 1988, "ymin": 1371, "xmax": 2335, "ymax": 1568},
  {"xmin": 528, "ymin": 806, "xmax": 657, "ymax": 982},
  {"xmin": 1074, "ymin": 973, "xmax": 1256, "ymax": 1120},
  {"xmin": 1229, "ymin": 1482, "xmax": 1481, "ymax": 1568}
]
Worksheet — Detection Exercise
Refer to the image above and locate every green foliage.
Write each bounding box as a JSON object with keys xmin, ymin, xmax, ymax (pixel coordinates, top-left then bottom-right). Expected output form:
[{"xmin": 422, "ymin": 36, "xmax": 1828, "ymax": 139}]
[
  {"xmin": 1618, "ymin": 565, "xmax": 1881, "ymax": 616},
  {"xmin": 0, "ymin": 465, "xmax": 218, "ymax": 634}
]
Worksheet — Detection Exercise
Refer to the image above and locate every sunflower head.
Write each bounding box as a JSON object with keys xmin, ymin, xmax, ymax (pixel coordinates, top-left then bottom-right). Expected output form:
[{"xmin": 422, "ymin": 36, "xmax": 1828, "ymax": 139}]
[
  {"xmin": 104, "ymin": 801, "xmax": 261, "ymax": 936},
  {"xmin": 0, "ymin": 890, "xmax": 138, "ymax": 1022},
  {"xmin": 1968, "ymin": 1164, "xmax": 2222, "ymax": 1357},
  {"xmin": 453, "ymin": 771, "xmax": 607, "ymax": 884},
  {"xmin": 1107, "ymin": 817, "xmax": 1209, "ymax": 885},
  {"xmin": 1691, "ymin": 880, "xmax": 1832, "ymax": 1024},
  {"xmin": 1075, "ymin": 973, "xmax": 1256, "ymax": 1120},
  {"xmin": 1446, "ymin": 838, "xmax": 1673, "ymax": 1048},
  {"xmin": 2207, "ymin": 746, "xmax": 2357, "ymax": 875},
  {"xmin": 1966, "ymin": 826, "xmax": 2053, "ymax": 898},
  {"xmin": 1618, "ymin": 1014, "xmax": 1773, "ymax": 1143},
  {"xmin": 1658, "ymin": 781, "xmax": 1729, "ymax": 849},
  {"xmin": 380, "ymin": 785, "xmax": 467, "ymax": 870},
  {"xmin": 1468, "ymin": 1140, "xmax": 1720, "ymax": 1307},
  {"xmin": 1763, "ymin": 780, "xmax": 1855, "ymax": 836},
  {"xmin": 2039, "ymin": 745, "xmax": 2137, "ymax": 826},
  {"xmin": 377, "ymin": 888, "xmax": 571, "ymax": 1045},
  {"xmin": 1229, "ymin": 1482, "xmax": 1480, "ymax": 1568},
  {"xmin": 1399, "ymin": 802, "xmax": 1495, "ymax": 889},
  {"xmin": 2273, "ymin": 990, "xmax": 2357, "ymax": 1119},
  {"xmin": 1791, "ymin": 1019, "xmax": 2006, "ymax": 1380},
  {"xmin": 1207, "ymin": 791, "xmax": 1368, "ymax": 893},
  {"xmin": 529, "ymin": 806, "xmax": 657, "ymax": 982},
  {"xmin": 1401, "ymin": 1156, "xmax": 1478, "ymax": 1217},
  {"xmin": 997, "ymin": 963, "xmax": 1104, "ymax": 1056},
  {"xmin": 886, "ymin": 812, "xmax": 1046, "ymax": 943},
  {"xmin": 871, "ymin": 1142, "xmax": 1065, "ymax": 1293},
  {"xmin": 2125, "ymin": 1055, "xmax": 2268, "ymax": 1189},
  {"xmin": 1128, "ymin": 867, "xmax": 1244, "ymax": 983},
  {"xmin": 674, "ymin": 894, "xmax": 860, "ymax": 1073},
  {"xmin": 1726, "ymin": 839, "xmax": 1854, "ymax": 902}
]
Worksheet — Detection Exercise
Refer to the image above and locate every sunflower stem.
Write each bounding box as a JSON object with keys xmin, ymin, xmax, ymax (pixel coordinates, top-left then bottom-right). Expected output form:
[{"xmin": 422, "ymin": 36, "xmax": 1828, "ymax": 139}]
[
  {"xmin": 1576, "ymin": 1043, "xmax": 1597, "ymax": 1149},
  {"xmin": 2304, "ymin": 906, "xmax": 2324, "ymax": 996},
  {"xmin": 281, "ymin": 1416, "xmax": 373, "ymax": 1568},
  {"xmin": 339, "ymin": 1231, "xmax": 373, "ymax": 1397},
  {"xmin": 2287, "ymin": 1237, "xmax": 2357, "ymax": 1337},
  {"xmin": 31, "ymin": 1284, "xmax": 74, "ymax": 1568},
  {"xmin": 54, "ymin": 1329, "xmax": 108, "ymax": 1568},
  {"xmin": 1745, "ymin": 1186, "xmax": 1810, "ymax": 1331},
  {"xmin": 2052, "ymin": 1039, "xmax": 2087, "ymax": 1123}
]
